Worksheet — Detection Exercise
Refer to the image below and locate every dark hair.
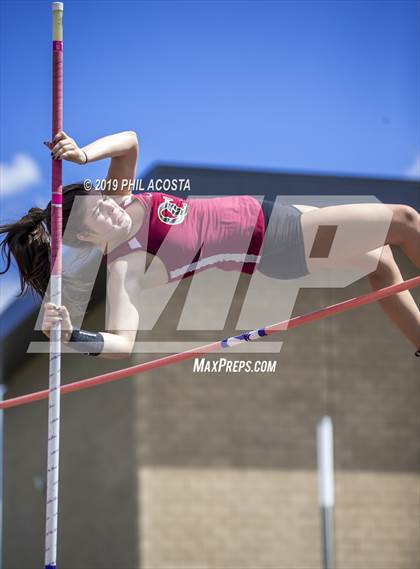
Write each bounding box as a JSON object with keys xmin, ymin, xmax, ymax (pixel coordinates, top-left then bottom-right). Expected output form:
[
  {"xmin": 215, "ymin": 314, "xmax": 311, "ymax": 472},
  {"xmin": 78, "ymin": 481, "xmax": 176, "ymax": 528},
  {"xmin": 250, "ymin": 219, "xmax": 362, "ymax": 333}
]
[{"xmin": 0, "ymin": 182, "xmax": 94, "ymax": 302}]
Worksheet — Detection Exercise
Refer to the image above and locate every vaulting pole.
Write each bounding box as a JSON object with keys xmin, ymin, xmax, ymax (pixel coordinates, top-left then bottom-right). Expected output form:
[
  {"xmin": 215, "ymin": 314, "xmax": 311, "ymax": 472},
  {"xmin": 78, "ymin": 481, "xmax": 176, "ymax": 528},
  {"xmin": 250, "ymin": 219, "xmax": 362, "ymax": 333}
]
[{"xmin": 45, "ymin": 4, "xmax": 63, "ymax": 568}]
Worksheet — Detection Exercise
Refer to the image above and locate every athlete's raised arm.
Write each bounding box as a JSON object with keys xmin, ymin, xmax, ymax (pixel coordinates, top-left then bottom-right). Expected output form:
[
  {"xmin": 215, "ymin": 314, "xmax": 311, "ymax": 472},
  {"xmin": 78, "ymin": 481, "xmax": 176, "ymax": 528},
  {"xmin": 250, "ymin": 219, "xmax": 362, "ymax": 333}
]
[{"xmin": 46, "ymin": 129, "xmax": 139, "ymax": 197}]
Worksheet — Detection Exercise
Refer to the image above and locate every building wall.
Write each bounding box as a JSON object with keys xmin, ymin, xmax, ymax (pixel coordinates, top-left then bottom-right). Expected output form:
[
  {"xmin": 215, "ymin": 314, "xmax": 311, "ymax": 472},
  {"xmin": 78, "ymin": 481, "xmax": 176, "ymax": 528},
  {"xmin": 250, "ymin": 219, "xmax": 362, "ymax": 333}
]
[{"xmin": 3, "ymin": 249, "xmax": 419, "ymax": 569}]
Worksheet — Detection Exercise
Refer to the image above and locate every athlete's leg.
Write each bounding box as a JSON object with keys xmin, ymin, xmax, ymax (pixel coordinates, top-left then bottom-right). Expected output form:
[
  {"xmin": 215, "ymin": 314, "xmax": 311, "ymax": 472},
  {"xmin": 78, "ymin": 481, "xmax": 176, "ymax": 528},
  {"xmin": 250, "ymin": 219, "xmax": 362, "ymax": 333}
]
[
  {"xmin": 297, "ymin": 203, "xmax": 420, "ymax": 271},
  {"xmin": 366, "ymin": 246, "xmax": 420, "ymax": 350},
  {"xmin": 294, "ymin": 204, "xmax": 420, "ymax": 349},
  {"xmin": 339, "ymin": 245, "xmax": 420, "ymax": 350}
]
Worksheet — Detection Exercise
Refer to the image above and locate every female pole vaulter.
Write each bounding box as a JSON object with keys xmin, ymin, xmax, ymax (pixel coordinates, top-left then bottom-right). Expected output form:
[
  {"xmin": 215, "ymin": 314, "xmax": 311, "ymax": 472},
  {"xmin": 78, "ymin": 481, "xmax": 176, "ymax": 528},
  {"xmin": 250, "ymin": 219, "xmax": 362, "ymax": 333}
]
[{"xmin": 1, "ymin": 130, "xmax": 419, "ymax": 358}]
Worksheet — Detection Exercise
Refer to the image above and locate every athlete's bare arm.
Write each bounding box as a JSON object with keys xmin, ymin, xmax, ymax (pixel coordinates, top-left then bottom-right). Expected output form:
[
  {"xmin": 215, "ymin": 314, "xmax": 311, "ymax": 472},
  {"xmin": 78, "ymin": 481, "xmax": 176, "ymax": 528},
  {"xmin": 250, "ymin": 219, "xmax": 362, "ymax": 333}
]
[
  {"xmin": 100, "ymin": 257, "xmax": 142, "ymax": 359},
  {"xmin": 49, "ymin": 130, "xmax": 138, "ymax": 199},
  {"xmin": 41, "ymin": 257, "xmax": 141, "ymax": 359},
  {"xmin": 103, "ymin": 132, "xmax": 138, "ymax": 198}
]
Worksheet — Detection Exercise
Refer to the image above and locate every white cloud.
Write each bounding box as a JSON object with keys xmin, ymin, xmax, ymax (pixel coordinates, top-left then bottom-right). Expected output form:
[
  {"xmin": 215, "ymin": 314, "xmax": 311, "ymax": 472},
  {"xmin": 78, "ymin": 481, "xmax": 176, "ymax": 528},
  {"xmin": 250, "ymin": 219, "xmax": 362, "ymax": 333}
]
[
  {"xmin": 0, "ymin": 153, "xmax": 42, "ymax": 196},
  {"xmin": 405, "ymin": 154, "xmax": 420, "ymax": 181}
]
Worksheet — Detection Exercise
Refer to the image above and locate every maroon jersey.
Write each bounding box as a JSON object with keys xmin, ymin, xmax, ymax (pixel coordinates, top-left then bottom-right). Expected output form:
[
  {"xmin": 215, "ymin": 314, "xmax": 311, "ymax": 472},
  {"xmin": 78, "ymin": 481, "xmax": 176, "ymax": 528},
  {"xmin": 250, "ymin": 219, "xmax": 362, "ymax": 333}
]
[{"xmin": 106, "ymin": 192, "xmax": 265, "ymax": 282}]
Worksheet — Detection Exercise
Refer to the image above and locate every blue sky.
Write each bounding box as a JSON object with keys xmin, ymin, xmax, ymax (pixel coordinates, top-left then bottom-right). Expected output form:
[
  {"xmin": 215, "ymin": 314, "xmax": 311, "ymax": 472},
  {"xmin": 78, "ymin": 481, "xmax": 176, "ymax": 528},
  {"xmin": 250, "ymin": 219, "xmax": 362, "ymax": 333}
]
[{"xmin": 0, "ymin": 0, "xmax": 419, "ymax": 309}]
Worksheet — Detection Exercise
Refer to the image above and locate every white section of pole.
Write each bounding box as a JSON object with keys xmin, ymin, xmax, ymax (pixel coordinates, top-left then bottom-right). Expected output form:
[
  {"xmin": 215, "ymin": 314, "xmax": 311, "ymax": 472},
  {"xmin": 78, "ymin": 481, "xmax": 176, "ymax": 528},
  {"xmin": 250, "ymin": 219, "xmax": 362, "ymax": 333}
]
[{"xmin": 44, "ymin": 276, "xmax": 62, "ymax": 569}]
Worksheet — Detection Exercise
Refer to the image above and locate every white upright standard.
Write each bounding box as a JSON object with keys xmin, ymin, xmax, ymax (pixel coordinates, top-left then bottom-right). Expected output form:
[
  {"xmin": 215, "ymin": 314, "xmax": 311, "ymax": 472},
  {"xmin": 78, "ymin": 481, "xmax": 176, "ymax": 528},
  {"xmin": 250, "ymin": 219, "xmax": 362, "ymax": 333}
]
[{"xmin": 317, "ymin": 416, "xmax": 335, "ymax": 569}]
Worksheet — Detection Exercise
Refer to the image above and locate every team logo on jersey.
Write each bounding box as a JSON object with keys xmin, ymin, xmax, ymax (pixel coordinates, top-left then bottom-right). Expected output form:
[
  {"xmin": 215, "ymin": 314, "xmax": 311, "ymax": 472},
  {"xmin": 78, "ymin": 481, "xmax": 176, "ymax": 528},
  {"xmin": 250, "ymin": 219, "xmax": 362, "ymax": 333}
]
[{"xmin": 157, "ymin": 196, "xmax": 189, "ymax": 225}]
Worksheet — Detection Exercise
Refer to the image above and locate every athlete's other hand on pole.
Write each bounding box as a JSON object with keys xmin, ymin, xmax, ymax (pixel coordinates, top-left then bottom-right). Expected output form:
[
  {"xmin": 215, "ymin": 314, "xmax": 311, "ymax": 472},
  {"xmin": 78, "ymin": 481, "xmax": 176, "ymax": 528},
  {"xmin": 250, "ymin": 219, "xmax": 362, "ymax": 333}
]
[
  {"xmin": 42, "ymin": 303, "xmax": 73, "ymax": 342},
  {"xmin": 43, "ymin": 131, "xmax": 87, "ymax": 164}
]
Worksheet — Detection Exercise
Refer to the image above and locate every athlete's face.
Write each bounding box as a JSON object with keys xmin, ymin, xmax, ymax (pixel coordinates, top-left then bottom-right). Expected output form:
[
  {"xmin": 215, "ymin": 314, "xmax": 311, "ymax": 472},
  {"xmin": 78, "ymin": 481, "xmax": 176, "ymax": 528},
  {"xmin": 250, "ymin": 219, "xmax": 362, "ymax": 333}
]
[{"xmin": 77, "ymin": 194, "xmax": 132, "ymax": 245}]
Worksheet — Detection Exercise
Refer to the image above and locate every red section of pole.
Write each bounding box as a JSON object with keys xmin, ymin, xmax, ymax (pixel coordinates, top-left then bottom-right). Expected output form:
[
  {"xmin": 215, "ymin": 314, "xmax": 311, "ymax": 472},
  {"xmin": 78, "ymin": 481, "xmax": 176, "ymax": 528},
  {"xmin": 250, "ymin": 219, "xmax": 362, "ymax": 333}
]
[
  {"xmin": 1, "ymin": 276, "xmax": 419, "ymax": 411},
  {"xmin": 51, "ymin": 39, "xmax": 63, "ymax": 273}
]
